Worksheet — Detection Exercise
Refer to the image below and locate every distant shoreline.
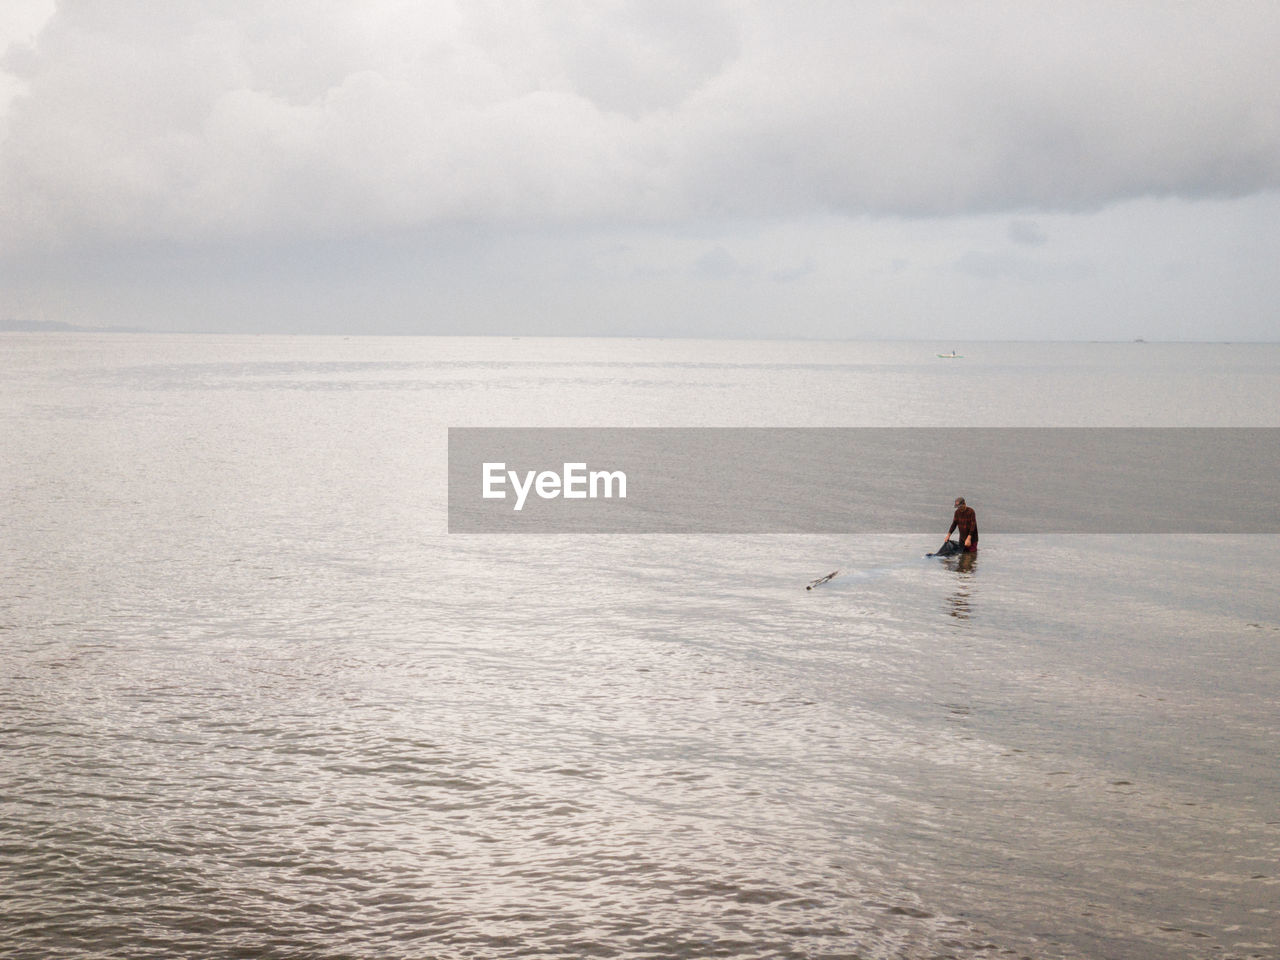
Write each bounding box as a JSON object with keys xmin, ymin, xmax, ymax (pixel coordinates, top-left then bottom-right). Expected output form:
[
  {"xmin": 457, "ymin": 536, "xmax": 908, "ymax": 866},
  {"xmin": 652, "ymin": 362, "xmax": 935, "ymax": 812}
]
[
  {"xmin": 1, "ymin": 323, "xmax": 1275, "ymax": 345},
  {"xmin": 1, "ymin": 319, "xmax": 151, "ymax": 334}
]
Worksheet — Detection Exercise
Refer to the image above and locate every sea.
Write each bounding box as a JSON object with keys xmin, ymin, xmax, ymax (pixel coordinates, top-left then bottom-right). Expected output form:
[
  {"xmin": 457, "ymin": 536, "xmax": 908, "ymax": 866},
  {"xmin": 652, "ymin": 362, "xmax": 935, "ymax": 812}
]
[{"xmin": 2, "ymin": 334, "xmax": 1278, "ymax": 960}]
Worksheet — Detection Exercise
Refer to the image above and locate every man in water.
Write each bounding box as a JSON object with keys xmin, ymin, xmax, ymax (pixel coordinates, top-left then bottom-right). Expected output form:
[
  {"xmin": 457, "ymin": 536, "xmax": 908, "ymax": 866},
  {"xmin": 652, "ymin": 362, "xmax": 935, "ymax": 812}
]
[{"xmin": 947, "ymin": 497, "xmax": 979, "ymax": 552}]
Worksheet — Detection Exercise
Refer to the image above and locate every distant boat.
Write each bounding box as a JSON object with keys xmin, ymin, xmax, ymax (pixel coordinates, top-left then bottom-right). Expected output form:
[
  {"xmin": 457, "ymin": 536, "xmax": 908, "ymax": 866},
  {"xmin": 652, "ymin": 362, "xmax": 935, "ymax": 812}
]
[{"xmin": 936, "ymin": 350, "xmax": 963, "ymax": 358}]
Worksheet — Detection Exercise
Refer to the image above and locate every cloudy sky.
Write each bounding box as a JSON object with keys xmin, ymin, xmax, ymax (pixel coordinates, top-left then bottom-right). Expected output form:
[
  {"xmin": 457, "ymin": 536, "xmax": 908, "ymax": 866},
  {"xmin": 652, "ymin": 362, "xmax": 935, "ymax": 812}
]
[{"xmin": 2, "ymin": 1, "xmax": 1278, "ymax": 339}]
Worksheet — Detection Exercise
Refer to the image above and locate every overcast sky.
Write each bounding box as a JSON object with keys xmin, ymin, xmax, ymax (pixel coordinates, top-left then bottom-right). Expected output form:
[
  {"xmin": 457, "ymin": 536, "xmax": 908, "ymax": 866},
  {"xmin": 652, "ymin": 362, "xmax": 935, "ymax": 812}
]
[{"xmin": 2, "ymin": 1, "xmax": 1278, "ymax": 339}]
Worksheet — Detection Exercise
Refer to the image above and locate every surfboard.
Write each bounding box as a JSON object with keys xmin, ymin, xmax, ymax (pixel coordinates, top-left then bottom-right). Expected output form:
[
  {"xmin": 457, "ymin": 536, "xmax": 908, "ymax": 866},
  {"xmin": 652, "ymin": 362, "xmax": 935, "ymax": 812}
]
[{"xmin": 806, "ymin": 570, "xmax": 840, "ymax": 590}]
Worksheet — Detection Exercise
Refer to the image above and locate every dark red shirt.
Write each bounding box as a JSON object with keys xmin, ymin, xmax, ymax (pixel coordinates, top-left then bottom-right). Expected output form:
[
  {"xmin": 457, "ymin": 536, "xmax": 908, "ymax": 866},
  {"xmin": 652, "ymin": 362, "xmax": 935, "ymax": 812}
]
[{"xmin": 949, "ymin": 505, "xmax": 978, "ymax": 545}]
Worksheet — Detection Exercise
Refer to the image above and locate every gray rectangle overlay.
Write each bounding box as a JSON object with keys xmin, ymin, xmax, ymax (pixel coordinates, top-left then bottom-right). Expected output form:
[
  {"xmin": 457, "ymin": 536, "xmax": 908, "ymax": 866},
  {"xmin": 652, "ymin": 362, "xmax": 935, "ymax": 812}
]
[{"xmin": 448, "ymin": 428, "xmax": 1279, "ymax": 534}]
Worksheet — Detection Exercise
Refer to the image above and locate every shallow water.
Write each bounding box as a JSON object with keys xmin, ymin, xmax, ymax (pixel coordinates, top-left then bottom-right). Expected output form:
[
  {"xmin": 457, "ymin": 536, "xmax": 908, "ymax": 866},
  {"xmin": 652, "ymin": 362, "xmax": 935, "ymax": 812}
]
[{"xmin": 3, "ymin": 335, "xmax": 1278, "ymax": 959}]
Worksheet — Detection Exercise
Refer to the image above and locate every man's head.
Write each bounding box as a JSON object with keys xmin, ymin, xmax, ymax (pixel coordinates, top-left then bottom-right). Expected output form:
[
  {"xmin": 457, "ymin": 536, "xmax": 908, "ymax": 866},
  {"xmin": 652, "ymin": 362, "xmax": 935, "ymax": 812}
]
[{"xmin": 954, "ymin": 497, "xmax": 966, "ymax": 508}]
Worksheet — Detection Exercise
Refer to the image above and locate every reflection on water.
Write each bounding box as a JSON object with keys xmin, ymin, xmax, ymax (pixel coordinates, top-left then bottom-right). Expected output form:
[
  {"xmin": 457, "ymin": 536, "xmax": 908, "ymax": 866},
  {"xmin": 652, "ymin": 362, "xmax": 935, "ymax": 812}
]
[
  {"xmin": 943, "ymin": 551, "xmax": 978, "ymax": 619},
  {"xmin": 3, "ymin": 337, "xmax": 1279, "ymax": 960}
]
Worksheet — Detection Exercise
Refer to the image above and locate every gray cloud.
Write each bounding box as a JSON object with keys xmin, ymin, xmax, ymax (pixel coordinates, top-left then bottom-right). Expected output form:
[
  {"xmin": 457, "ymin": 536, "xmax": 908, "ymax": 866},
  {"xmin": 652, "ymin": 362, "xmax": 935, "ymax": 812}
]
[
  {"xmin": 3, "ymin": 1, "xmax": 1279, "ymax": 255},
  {"xmin": 694, "ymin": 244, "xmax": 754, "ymax": 280},
  {"xmin": 1008, "ymin": 219, "xmax": 1048, "ymax": 246},
  {"xmin": 955, "ymin": 250, "xmax": 1095, "ymax": 283}
]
